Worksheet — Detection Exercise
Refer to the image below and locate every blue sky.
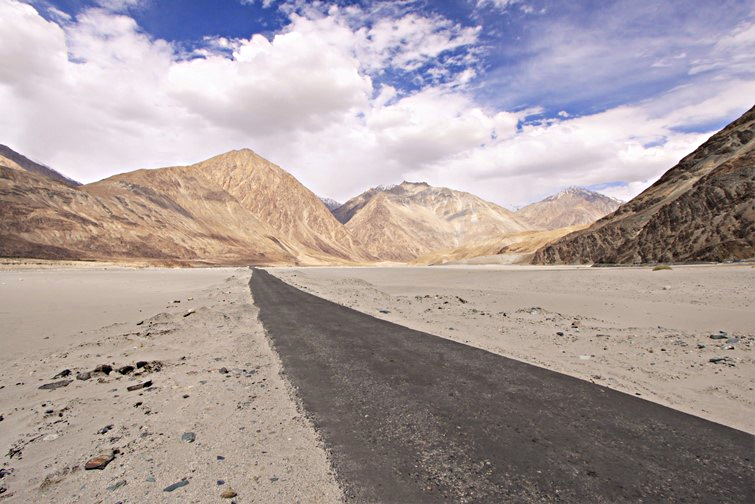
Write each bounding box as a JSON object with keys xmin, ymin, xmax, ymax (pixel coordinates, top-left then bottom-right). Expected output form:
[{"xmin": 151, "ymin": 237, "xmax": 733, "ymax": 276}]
[{"xmin": 1, "ymin": 0, "xmax": 754, "ymax": 205}]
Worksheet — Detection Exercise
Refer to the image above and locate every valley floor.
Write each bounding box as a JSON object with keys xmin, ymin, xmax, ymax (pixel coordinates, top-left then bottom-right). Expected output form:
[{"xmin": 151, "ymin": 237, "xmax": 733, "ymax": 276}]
[
  {"xmin": 0, "ymin": 266, "xmax": 341, "ymax": 503},
  {"xmin": 271, "ymin": 263, "xmax": 755, "ymax": 434}
]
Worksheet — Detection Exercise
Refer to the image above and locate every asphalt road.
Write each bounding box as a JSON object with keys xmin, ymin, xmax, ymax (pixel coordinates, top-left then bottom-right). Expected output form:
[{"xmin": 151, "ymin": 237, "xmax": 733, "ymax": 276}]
[{"xmin": 250, "ymin": 269, "xmax": 754, "ymax": 503}]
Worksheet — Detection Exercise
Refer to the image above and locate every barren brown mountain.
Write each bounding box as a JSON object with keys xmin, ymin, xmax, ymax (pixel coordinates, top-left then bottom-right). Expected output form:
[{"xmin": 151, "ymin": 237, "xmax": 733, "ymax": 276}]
[
  {"xmin": 533, "ymin": 105, "xmax": 755, "ymax": 264},
  {"xmin": 0, "ymin": 148, "xmax": 369, "ymax": 265},
  {"xmin": 516, "ymin": 187, "xmax": 621, "ymax": 230},
  {"xmin": 338, "ymin": 181, "xmax": 530, "ymax": 261}
]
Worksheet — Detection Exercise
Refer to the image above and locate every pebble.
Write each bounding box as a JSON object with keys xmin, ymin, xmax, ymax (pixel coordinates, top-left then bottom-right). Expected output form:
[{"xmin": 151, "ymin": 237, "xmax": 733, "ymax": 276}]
[
  {"xmin": 181, "ymin": 432, "xmax": 196, "ymax": 443},
  {"xmin": 52, "ymin": 369, "xmax": 71, "ymax": 379},
  {"xmin": 94, "ymin": 364, "xmax": 113, "ymax": 375},
  {"xmin": 84, "ymin": 450, "xmax": 115, "ymax": 470},
  {"xmin": 136, "ymin": 361, "xmax": 148, "ymax": 369},
  {"xmin": 220, "ymin": 488, "xmax": 238, "ymax": 498},
  {"xmin": 183, "ymin": 309, "xmax": 196, "ymax": 317},
  {"xmin": 76, "ymin": 371, "xmax": 92, "ymax": 381},
  {"xmin": 118, "ymin": 365, "xmax": 135, "ymax": 375},
  {"xmin": 217, "ymin": 479, "xmax": 225, "ymax": 485},
  {"xmin": 726, "ymin": 337, "xmax": 739, "ymax": 344},
  {"xmin": 97, "ymin": 424, "xmax": 114, "ymax": 435},
  {"xmin": 709, "ymin": 356, "xmax": 733, "ymax": 365},
  {"xmin": 146, "ymin": 476, "xmax": 156, "ymax": 483},
  {"xmin": 38, "ymin": 380, "xmax": 73, "ymax": 391},
  {"xmin": 107, "ymin": 480, "xmax": 127, "ymax": 492},
  {"xmin": 126, "ymin": 380, "xmax": 152, "ymax": 392},
  {"xmin": 709, "ymin": 334, "xmax": 727, "ymax": 340},
  {"xmin": 219, "ymin": 367, "xmax": 229, "ymax": 374},
  {"xmin": 556, "ymin": 331, "xmax": 564, "ymax": 336},
  {"xmin": 163, "ymin": 479, "xmax": 189, "ymax": 492}
]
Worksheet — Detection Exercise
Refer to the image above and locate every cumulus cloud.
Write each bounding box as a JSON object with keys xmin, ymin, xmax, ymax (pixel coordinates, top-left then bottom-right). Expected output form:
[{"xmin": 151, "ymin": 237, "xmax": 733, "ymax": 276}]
[{"xmin": 0, "ymin": 0, "xmax": 752, "ymax": 208}]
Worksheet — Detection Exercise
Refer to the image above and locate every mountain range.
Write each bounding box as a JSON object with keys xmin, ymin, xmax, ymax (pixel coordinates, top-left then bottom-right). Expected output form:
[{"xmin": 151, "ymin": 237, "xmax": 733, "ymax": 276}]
[{"xmin": 2, "ymin": 105, "xmax": 752, "ymax": 265}]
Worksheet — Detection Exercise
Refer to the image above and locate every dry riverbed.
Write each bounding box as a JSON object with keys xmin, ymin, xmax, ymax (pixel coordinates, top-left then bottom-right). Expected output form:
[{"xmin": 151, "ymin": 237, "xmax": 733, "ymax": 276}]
[{"xmin": 0, "ymin": 267, "xmax": 341, "ymax": 503}]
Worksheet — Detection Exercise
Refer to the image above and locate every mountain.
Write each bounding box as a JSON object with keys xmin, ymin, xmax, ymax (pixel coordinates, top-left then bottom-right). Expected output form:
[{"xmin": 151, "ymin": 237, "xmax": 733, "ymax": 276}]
[
  {"xmin": 516, "ymin": 187, "xmax": 621, "ymax": 230},
  {"xmin": 338, "ymin": 181, "xmax": 531, "ymax": 261},
  {"xmin": 319, "ymin": 197, "xmax": 342, "ymax": 212},
  {"xmin": 533, "ymin": 105, "xmax": 755, "ymax": 264},
  {"xmin": 0, "ymin": 144, "xmax": 80, "ymax": 187},
  {"xmin": 1, "ymin": 148, "xmax": 370, "ymax": 265}
]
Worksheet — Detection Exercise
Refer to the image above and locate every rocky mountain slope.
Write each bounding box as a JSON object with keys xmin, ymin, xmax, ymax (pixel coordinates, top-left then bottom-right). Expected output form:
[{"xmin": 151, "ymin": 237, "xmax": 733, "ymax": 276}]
[
  {"xmin": 337, "ymin": 181, "xmax": 531, "ymax": 261},
  {"xmin": 319, "ymin": 197, "xmax": 342, "ymax": 211},
  {"xmin": 0, "ymin": 144, "xmax": 80, "ymax": 187},
  {"xmin": 533, "ymin": 105, "xmax": 755, "ymax": 264},
  {"xmin": 516, "ymin": 187, "xmax": 621, "ymax": 230},
  {"xmin": 0, "ymin": 148, "xmax": 370, "ymax": 265}
]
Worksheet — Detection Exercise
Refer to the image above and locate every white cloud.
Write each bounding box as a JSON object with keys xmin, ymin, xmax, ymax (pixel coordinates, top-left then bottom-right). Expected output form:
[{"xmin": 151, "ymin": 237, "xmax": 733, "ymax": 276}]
[{"xmin": 0, "ymin": 0, "xmax": 752, "ymax": 209}]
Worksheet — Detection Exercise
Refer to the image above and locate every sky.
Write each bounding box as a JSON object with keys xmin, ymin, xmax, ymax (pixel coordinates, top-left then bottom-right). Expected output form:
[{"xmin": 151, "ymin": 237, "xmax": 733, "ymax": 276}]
[{"xmin": 1, "ymin": 0, "xmax": 754, "ymax": 207}]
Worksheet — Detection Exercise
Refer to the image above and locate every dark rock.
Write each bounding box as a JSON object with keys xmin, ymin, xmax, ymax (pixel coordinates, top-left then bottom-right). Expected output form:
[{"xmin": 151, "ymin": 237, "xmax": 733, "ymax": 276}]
[
  {"xmin": 217, "ymin": 455, "xmax": 225, "ymax": 460},
  {"xmin": 84, "ymin": 450, "xmax": 115, "ymax": 470},
  {"xmin": 118, "ymin": 365, "xmax": 135, "ymax": 375},
  {"xmin": 556, "ymin": 331, "xmax": 564, "ymax": 336},
  {"xmin": 38, "ymin": 380, "xmax": 73, "ymax": 391},
  {"xmin": 220, "ymin": 488, "xmax": 238, "ymax": 498},
  {"xmin": 219, "ymin": 367, "xmax": 229, "ymax": 374},
  {"xmin": 163, "ymin": 479, "xmax": 189, "ymax": 492},
  {"xmin": 45, "ymin": 409, "xmax": 54, "ymax": 414},
  {"xmin": 378, "ymin": 309, "xmax": 390, "ymax": 314},
  {"xmin": 696, "ymin": 344, "xmax": 706, "ymax": 349},
  {"xmin": 183, "ymin": 309, "xmax": 195, "ymax": 317},
  {"xmin": 270, "ymin": 477, "xmax": 279, "ymax": 482},
  {"xmin": 710, "ymin": 334, "xmax": 727, "ymax": 340},
  {"xmin": 52, "ymin": 369, "xmax": 71, "ymax": 379},
  {"xmin": 97, "ymin": 424, "xmax": 114, "ymax": 435},
  {"xmin": 709, "ymin": 356, "xmax": 734, "ymax": 365},
  {"xmin": 0, "ymin": 468, "xmax": 12, "ymax": 479},
  {"xmin": 76, "ymin": 371, "xmax": 92, "ymax": 381},
  {"xmin": 136, "ymin": 320, "xmax": 144, "ymax": 326},
  {"xmin": 136, "ymin": 361, "xmax": 148, "ymax": 369},
  {"xmin": 107, "ymin": 480, "xmax": 127, "ymax": 491},
  {"xmin": 126, "ymin": 380, "xmax": 152, "ymax": 392},
  {"xmin": 181, "ymin": 432, "xmax": 196, "ymax": 443},
  {"xmin": 0, "ymin": 414, "xmax": 3, "ymax": 422},
  {"xmin": 217, "ymin": 479, "xmax": 225, "ymax": 485},
  {"xmin": 94, "ymin": 364, "xmax": 113, "ymax": 375},
  {"xmin": 173, "ymin": 300, "xmax": 181, "ymax": 303}
]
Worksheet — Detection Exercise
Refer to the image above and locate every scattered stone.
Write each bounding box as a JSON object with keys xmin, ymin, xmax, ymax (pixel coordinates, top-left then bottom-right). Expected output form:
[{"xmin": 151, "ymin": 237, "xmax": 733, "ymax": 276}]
[
  {"xmin": 217, "ymin": 455, "xmax": 225, "ymax": 460},
  {"xmin": 221, "ymin": 488, "xmax": 238, "ymax": 498},
  {"xmin": 163, "ymin": 479, "xmax": 189, "ymax": 492},
  {"xmin": 118, "ymin": 365, "xmax": 135, "ymax": 375},
  {"xmin": 94, "ymin": 364, "xmax": 113, "ymax": 375},
  {"xmin": 217, "ymin": 479, "xmax": 225, "ymax": 485},
  {"xmin": 76, "ymin": 371, "xmax": 92, "ymax": 381},
  {"xmin": 126, "ymin": 380, "xmax": 152, "ymax": 392},
  {"xmin": 136, "ymin": 320, "xmax": 144, "ymax": 326},
  {"xmin": 173, "ymin": 300, "xmax": 181, "ymax": 303},
  {"xmin": 662, "ymin": 285, "xmax": 671, "ymax": 290},
  {"xmin": 270, "ymin": 477, "xmax": 279, "ymax": 482},
  {"xmin": 709, "ymin": 356, "xmax": 734, "ymax": 365},
  {"xmin": 97, "ymin": 424, "xmax": 114, "ymax": 435},
  {"xmin": 183, "ymin": 309, "xmax": 195, "ymax": 317},
  {"xmin": 219, "ymin": 367, "xmax": 229, "ymax": 374},
  {"xmin": 378, "ymin": 309, "xmax": 390, "ymax": 314},
  {"xmin": 38, "ymin": 380, "xmax": 73, "ymax": 391},
  {"xmin": 146, "ymin": 476, "xmax": 156, "ymax": 483},
  {"xmin": 181, "ymin": 432, "xmax": 196, "ymax": 443},
  {"xmin": 107, "ymin": 480, "xmax": 127, "ymax": 492},
  {"xmin": 710, "ymin": 334, "xmax": 727, "ymax": 340},
  {"xmin": 556, "ymin": 331, "xmax": 564, "ymax": 336},
  {"xmin": 0, "ymin": 468, "xmax": 14, "ymax": 479},
  {"xmin": 52, "ymin": 369, "xmax": 71, "ymax": 379},
  {"xmin": 571, "ymin": 320, "xmax": 581, "ymax": 328},
  {"xmin": 726, "ymin": 337, "xmax": 739, "ymax": 344},
  {"xmin": 696, "ymin": 344, "xmax": 706, "ymax": 349},
  {"xmin": 456, "ymin": 296, "xmax": 468, "ymax": 304},
  {"xmin": 136, "ymin": 361, "xmax": 148, "ymax": 368},
  {"xmin": 0, "ymin": 414, "xmax": 3, "ymax": 422},
  {"xmin": 85, "ymin": 450, "xmax": 115, "ymax": 470},
  {"xmin": 182, "ymin": 394, "xmax": 190, "ymax": 399}
]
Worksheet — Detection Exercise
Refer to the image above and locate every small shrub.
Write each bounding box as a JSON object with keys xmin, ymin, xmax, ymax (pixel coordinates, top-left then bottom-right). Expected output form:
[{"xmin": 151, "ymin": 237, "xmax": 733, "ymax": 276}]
[{"xmin": 652, "ymin": 264, "xmax": 672, "ymax": 271}]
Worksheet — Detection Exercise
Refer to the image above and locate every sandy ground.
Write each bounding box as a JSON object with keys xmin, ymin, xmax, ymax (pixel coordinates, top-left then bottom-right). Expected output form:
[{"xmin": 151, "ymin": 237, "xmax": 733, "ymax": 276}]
[
  {"xmin": 271, "ymin": 264, "xmax": 755, "ymax": 434},
  {"xmin": 0, "ymin": 267, "xmax": 341, "ymax": 503}
]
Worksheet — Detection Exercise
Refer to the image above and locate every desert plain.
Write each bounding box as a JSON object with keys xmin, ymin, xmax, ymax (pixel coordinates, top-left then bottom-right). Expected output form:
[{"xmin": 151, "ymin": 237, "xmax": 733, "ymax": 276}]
[{"xmin": 0, "ymin": 262, "xmax": 753, "ymax": 502}]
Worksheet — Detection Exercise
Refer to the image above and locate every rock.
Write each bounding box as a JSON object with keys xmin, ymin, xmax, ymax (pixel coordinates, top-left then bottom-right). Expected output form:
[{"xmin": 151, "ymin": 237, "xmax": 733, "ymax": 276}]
[
  {"xmin": 38, "ymin": 380, "xmax": 73, "ymax": 391},
  {"xmin": 217, "ymin": 455, "xmax": 225, "ymax": 460},
  {"xmin": 662, "ymin": 285, "xmax": 671, "ymax": 290},
  {"xmin": 85, "ymin": 450, "xmax": 115, "ymax": 470},
  {"xmin": 107, "ymin": 480, "xmax": 127, "ymax": 492},
  {"xmin": 183, "ymin": 309, "xmax": 195, "ymax": 317},
  {"xmin": 726, "ymin": 337, "xmax": 739, "ymax": 344},
  {"xmin": 126, "ymin": 380, "xmax": 152, "ymax": 392},
  {"xmin": 136, "ymin": 361, "xmax": 148, "ymax": 369},
  {"xmin": 97, "ymin": 424, "xmax": 114, "ymax": 435},
  {"xmin": 136, "ymin": 320, "xmax": 144, "ymax": 326},
  {"xmin": 219, "ymin": 367, "xmax": 229, "ymax": 374},
  {"xmin": 146, "ymin": 476, "xmax": 156, "ymax": 483},
  {"xmin": 163, "ymin": 479, "xmax": 189, "ymax": 492},
  {"xmin": 0, "ymin": 468, "xmax": 13, "ymax": 479},
  {"xmin": 556, "ymin": 331, "xmax": 564, "ymax": 336},
  {"xmin": 173, "ymin": 300, "xmax": 181, "ymax": 303},
  {"xmin": 221, "ymin": 488, "xmax": 238, "ymax": 498},
  {"xmin": 710, "ymin": 334, "xmax": 727, "ymax": 340},
  {"xmin": 94, "ymin": 364, "xmax": 113, "ymax": 375},
  {"xmin": 181, "ymin": 432, "xmax": 196, "ymax": 443},
  {"xmin": 52, "ymin": 369, "xmax": 71, "ymax": 379},
  {"xmin": 118, "ymin": 365, "xmax": 135, "ymax": 375},
  {"xmin": 696, "ymin": 343, "xmax": 706, "ymax": 349},
  {"xmin": 378, "ymin": 309, "xmax": 390, "ymax": 314},
  {"xmin": 76, "ymin": 371, "xmax": 92, "ymax": 381},
  {"xmin": 709, "ymin": 356, "xmax": 733, "ymax": 364},
  {"xmin": 217, "ymin": 479, "xmax": 225, "ymax": 485}
]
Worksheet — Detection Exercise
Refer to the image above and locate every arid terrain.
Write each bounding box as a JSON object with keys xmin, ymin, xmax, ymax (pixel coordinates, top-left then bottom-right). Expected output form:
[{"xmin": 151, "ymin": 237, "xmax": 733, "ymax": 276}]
[
  {"xmin": 272, "ymin": 264, "xmax": 755, "ymax": 434},
  {"xmin": 0, "ymin": 266, "xmax": 341, "ymax": 502}
]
